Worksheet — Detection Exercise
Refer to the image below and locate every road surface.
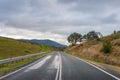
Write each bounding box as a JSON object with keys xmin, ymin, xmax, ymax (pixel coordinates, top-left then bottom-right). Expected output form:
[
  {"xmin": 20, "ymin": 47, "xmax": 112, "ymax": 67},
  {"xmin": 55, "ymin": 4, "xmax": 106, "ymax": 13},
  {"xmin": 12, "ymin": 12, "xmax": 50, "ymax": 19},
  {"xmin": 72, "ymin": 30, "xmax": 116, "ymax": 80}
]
[{"xmin": 0, "ymin": 52, "xmax": 120, "ymax": 80}]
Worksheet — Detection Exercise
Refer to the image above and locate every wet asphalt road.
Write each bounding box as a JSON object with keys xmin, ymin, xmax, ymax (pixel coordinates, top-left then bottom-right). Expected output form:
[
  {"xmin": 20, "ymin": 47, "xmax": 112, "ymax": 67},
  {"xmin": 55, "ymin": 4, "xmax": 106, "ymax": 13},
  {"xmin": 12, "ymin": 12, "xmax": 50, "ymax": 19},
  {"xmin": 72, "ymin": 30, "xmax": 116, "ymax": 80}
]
[{"xmin": 0, "ymin": 52, "xmax": 120, "ymax": 80}]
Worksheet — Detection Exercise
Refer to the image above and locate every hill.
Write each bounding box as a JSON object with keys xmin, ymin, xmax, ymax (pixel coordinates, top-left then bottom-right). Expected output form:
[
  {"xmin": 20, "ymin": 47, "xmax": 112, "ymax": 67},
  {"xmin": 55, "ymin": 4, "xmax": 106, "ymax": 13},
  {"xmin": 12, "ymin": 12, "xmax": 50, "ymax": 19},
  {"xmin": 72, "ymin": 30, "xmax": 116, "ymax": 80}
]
[
  {"xmin": 0, "ymin": 36, "xmax": 51, "ymax": 59},
  {"xmin": 20, "ymin": 39, "xmax": 67, "ymax": 49},
  {"xmin": 66, "ymin": 32, "xmax": 120, "ymax": 67}
]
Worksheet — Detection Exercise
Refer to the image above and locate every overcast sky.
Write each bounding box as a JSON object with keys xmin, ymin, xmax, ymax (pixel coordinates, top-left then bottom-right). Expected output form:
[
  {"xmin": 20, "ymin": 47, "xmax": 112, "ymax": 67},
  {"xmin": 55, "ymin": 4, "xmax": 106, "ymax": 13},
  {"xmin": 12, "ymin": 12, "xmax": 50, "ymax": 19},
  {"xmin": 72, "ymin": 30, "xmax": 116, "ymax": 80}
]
[{"xmin": 0, "ymin": 0, "xmax": 120, "ymax": 45}]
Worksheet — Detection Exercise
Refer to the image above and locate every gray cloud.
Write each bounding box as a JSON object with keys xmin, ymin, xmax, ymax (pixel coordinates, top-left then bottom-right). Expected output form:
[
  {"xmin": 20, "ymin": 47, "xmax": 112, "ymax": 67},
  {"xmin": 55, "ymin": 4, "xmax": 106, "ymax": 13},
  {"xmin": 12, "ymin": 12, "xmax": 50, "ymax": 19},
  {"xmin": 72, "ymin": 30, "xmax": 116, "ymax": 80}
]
[
  {"xmin": 0, "ymin": 0, "xmax": 120, "ymax": 44},
  {"xmin": 101, "ymin": 13, "xmax": 119, "ymax": 24}
]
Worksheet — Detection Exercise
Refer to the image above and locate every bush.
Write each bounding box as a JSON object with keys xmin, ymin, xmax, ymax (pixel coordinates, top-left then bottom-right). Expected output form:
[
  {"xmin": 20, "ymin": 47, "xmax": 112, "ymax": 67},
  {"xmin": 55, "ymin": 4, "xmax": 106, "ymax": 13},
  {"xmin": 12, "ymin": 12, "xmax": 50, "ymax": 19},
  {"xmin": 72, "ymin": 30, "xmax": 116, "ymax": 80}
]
[
  {"xmin": 96, "ymin": 38, "xmax": 100, "ymax": 41},
  {"xmin": 24, "ymin": 50, "xmax": 32, "ymax": 53},
  {"xmin": 101, "ymin": 41, "xmax": 112, "ymax": 54}
]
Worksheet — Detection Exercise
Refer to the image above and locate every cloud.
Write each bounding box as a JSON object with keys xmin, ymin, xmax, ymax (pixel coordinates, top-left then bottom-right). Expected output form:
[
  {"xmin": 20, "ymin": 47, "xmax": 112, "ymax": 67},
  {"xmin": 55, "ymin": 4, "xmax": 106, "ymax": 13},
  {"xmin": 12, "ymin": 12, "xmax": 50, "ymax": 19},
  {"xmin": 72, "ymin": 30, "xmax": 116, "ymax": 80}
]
[
  {"xmin": 0, "ymin": 0, "xmax": 120, "ymax": 44},
  {"xmin": 101, "ymin": 13, "xmax": 119, "ymax": 24},
  {"xmin": 58, "ymin": 0, "xmax": 120, "ymax": 24},
  {"xmin": 0, "ymin": 23, "xmax": 67, "ymax": 44}
]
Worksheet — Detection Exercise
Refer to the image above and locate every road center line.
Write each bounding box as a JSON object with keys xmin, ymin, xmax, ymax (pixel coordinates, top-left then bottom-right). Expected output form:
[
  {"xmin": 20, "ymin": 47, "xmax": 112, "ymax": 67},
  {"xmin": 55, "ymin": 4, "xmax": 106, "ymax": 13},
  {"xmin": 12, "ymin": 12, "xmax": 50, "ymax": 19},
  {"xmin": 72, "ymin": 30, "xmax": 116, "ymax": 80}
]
[
  {"xmin": 59, "ymin": 52, "xmax": 62, "ymax": 80},
  {"xmin": 55, "ymin": 52, "xmax": 62, "ymax": 80}
]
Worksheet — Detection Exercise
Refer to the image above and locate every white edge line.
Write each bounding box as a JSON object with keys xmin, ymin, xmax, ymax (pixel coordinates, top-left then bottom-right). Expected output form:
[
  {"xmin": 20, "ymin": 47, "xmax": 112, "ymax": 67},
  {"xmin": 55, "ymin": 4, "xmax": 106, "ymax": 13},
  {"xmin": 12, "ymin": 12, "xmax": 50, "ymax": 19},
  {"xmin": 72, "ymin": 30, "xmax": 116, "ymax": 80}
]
[
  {"xmin": 0, "ymin": 55, "xmax": 51, "ymax": 79},
  {"xmin": 0, "ymin": 62, "xmax": 32, "ymax": 79},
  {"xmin": 71, "ymin": 54, "xmax": 120, "ymax": 80}
]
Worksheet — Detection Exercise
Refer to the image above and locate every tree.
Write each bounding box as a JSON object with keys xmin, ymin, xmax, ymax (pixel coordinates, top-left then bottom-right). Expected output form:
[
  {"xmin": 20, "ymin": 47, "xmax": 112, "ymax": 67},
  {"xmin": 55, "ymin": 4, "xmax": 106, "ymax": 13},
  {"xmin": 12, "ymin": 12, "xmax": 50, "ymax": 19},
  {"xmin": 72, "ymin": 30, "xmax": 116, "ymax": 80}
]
[
  {"xmin": 67, "ymin": 32, "xmax": 82, "ymax": 45},
  {"xmin": 86, "ymin": 31, "xmax": 100, "ymax": 40},
  {"xmin": 113, "ymin": 30, "xmax": 117, "ymax": 34},
  {"xmin": 117, "ymin": 31, "xmax": 120, "ymax": 33},
  {"xmin": 96, "ymin": 32, "xmax": 103, "ymax": 38},
  {"xmin": 82, "ymin": 34, "xmax": 87, "ymax": 39}
]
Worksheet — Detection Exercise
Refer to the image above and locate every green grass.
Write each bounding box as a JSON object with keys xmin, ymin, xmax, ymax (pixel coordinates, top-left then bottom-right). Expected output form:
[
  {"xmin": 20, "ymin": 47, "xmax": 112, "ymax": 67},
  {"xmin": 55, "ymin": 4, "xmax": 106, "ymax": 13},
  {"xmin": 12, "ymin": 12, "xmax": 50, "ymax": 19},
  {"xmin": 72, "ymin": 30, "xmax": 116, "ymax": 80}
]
[
  {"xmin": 0, "ymin": 36, "xmax": 50, "ymax": 59},
  {"xmin": 40, "ymin": 45, "xmax": 49, "ymax": 51},
  {"xmin": 0, "ymin": 52, "xmax": 50, "ymax": 77}
]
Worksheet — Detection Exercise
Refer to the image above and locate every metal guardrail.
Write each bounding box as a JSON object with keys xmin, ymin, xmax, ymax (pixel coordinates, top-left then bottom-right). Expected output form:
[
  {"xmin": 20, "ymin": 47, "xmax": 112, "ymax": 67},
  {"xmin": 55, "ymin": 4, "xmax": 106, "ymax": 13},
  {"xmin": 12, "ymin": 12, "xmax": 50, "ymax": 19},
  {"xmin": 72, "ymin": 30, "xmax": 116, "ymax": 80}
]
[{"xmin": 0, "ymin": 52, "xmax": 46, "ymax": 65}]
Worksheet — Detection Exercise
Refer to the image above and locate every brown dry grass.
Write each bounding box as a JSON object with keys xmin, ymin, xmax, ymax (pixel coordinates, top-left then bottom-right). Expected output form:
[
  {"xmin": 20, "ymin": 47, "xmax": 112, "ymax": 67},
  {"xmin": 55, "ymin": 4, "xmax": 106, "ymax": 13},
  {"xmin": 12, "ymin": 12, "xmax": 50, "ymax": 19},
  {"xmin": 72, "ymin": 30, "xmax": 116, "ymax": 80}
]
[
  {"xmin": 66, "ymin": 32, "xmax": 120, "ymax": 74},
  {"xmin": 83, "ymin": 58, "xmax": 120, "ymax": 74},
  {"xmin": 66, "ymin": 38, "xmax": 120, "ymax": 66}
]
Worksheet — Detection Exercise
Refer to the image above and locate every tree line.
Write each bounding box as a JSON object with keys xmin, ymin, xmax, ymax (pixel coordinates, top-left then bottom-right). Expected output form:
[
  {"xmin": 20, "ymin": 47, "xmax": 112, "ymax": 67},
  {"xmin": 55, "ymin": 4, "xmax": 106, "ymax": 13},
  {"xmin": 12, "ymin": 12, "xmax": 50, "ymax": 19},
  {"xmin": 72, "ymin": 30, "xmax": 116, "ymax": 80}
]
[{"xmin": 67, "ymin": 31, "xmax": 103, "ymax": 45}]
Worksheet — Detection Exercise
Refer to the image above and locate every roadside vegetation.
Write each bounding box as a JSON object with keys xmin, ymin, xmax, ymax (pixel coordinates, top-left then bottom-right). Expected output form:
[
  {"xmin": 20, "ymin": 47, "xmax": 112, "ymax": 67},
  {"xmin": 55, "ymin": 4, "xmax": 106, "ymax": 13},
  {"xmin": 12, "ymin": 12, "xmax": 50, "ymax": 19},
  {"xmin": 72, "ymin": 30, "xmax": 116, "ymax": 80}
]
[
  {"xmin": 66, "ymin": 30, "xmax": 120, "ymax": 68},
  {"xmin": 101, "ymin": 41, "xmax": 112, "ymax": 54},
  {"xmin": 0, "ymin": 52, "xmax": 50, "ymax": 77},
  {"xmin": 0, "ymin": 36, "xmax": 56, "ymax": 77},
  {"xmin": 0, "ymin": 36, "xmax": 51, "ymax": 59},
  {"xmin": 40, "ymin": 45, "xmax": 49, "ymax": 51}
]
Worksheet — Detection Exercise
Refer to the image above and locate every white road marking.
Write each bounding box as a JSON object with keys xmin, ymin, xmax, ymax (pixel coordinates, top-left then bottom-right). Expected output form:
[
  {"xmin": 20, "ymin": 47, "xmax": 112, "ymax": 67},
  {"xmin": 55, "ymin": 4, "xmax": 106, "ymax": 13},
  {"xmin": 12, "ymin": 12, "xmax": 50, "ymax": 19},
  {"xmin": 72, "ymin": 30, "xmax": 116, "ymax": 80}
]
[
  {"xmin": 24, "ymin": 55, "xmax": 51, "ymax": 72},
  {"xmin": 55, "ymin": 53, "xmax": 60, "ymax": 80},
  {"xmin": 50, "ymin": 55, "xmax": 59, "ymax": 69},
  {"xmin": 59, "ymin": 52, "xmax": 62, "ymax": 80},
  {"xmin": 0, "ymin": 55, "xmax": 52, "ymax": 79},
  {"xmin": 55, "ymin": 52, "xmax": 62, "ymax": 80},
  {"xmin": 72, "ymin": 55, "xmax": 120, "ymax": 80}
]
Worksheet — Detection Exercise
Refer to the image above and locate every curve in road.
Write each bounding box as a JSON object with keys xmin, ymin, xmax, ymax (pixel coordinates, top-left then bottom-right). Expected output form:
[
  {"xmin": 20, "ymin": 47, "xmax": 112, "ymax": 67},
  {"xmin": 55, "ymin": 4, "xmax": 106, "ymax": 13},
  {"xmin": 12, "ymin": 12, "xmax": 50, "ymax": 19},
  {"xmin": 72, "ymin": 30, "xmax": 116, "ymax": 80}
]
[{"xmin": 0, "ymin": 52, "xmax": 120, "ymax": 80}]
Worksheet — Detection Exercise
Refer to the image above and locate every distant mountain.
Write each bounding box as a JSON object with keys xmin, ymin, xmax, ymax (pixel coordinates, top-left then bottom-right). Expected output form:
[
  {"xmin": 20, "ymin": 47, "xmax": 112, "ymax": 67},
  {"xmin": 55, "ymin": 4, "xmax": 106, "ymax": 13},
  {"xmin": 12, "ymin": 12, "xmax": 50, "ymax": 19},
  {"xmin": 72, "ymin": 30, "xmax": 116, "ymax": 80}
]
[
  {"xmin": 0, "ymin": 36, "xmax": 44, "ymax": 59},
  {"xmin": 20, "ymin": 39, "xmax": 67, "ymax": 48}
]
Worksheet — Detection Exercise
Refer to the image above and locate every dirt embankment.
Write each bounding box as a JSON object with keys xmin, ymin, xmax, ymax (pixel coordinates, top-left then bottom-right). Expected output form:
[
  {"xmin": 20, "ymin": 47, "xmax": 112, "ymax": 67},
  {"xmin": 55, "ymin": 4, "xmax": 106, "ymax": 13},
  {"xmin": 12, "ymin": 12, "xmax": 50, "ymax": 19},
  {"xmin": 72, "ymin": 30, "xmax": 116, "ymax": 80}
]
[{"xmin": 66, "ymin": 39, "xmax": 120, "ymax": 67}]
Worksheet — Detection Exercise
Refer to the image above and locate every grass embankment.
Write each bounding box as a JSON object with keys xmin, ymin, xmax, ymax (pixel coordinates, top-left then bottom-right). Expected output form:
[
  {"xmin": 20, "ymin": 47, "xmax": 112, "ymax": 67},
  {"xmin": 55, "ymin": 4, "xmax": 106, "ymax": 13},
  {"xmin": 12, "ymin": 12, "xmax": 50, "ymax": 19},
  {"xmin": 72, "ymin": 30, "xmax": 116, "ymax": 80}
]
[
  {"xmin": 0, "ymin": 52, "xmax": 50, "ymax": 77},
  {"xmin": 66, "ymin": 32, "xmax": 120, "ymax": 73},
  {"xmin": 0, "ymin": 36, "xmax": 50, "ymax": 59}
]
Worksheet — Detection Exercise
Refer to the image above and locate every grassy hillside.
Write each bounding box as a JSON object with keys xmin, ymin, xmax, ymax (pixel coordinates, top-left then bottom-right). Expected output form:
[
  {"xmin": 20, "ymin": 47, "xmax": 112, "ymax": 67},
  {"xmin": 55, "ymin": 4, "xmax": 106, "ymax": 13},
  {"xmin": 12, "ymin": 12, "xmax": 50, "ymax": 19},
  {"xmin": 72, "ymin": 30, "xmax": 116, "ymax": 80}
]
[
  {"xmin": 66, "ymin": 32, "xmax": 120, "ymax": 67},
  {"xmin": 0, "ymin": 36, "xmax": 50, "ymax": 59}
]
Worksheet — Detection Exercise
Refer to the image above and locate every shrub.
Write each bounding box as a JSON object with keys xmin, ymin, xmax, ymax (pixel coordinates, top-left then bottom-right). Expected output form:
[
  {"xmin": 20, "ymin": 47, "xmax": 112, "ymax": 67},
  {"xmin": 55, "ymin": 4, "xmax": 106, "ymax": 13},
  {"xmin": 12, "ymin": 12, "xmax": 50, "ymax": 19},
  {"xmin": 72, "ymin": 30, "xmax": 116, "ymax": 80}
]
[
  {"xmin": 101, "ymin": 41, "xmax": 112, "ymax": 54},
  {"xmin": 24, "ymin": 50, "xmax": 31, "ymax": 53},
  {"xmin": 96, "ymin": 38, "xmax": 100, "ymax": 41}
]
